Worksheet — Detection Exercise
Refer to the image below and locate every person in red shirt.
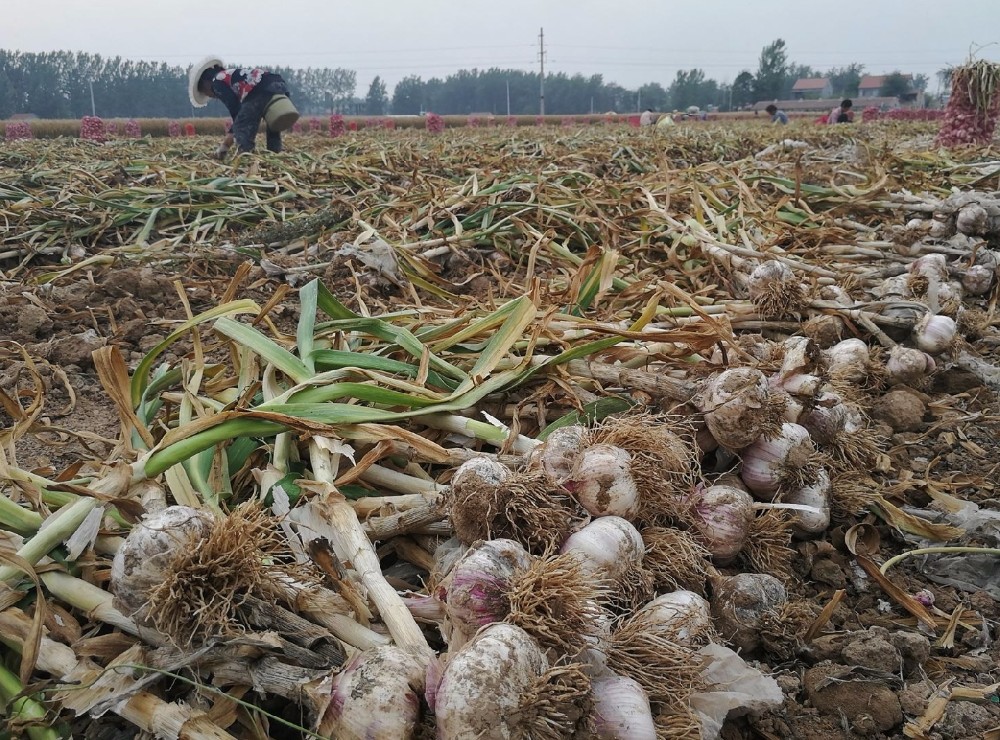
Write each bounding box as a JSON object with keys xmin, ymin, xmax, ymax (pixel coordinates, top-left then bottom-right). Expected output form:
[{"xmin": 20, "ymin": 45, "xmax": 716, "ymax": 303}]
[{"xmin": 188, "ymin": 57, "xmax": 298, "ymax": 158}]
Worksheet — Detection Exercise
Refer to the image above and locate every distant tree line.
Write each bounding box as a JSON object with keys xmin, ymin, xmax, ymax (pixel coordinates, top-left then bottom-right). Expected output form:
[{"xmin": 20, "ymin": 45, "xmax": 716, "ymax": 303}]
[
  {"xmin": 0, "ymin": 43, "xmax": 933, "ymax": 120},
  {"xmin": 0, "ymin": 50, "xmax": 356, "ymax": 119}
]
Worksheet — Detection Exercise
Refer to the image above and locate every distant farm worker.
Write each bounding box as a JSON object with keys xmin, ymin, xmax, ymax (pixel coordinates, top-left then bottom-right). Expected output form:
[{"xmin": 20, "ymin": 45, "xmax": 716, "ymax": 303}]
[
  {"xmin": 765, "ymin": 104, "xmax": 789, "ymax": 124},
  {"xmin": 639, "ymin": 108, "xmax": 655, "ymax": 127},
  {"xmin": 188, "ymin": 57, "xmax": 300, "ymax": 159},
  {"xmin": 828, "ymin": 98, "xmax": 854, "ymax": 124}
]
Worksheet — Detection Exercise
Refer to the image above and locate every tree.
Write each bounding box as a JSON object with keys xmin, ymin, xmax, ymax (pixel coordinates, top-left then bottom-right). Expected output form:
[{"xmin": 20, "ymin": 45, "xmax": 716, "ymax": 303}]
[
  {"xmin": 391, "ymin": 75, "xmax": 424, "ymax": 114},
  {"xmin": 937, "ymin": 66, "xmax": 955, "ymax": 93},
  {"xmin": 880, "ymin": 71, "xmax": 912, "ymax": 98},
  {"xmin": 730, "ymin": 71, "xmax": 755, "ymax": 109},
  {"xmin": 637, "ymin": 82, "xmax": 669, "ymax": 112},
  {"xmin": 912, "ymin": 73, "xmax": 929, "ymax": 92},
  {"xmin": 365, "ymin": 76, "xmax": 388, "ymax": 116},
  {"xmin": 753, "ymin": 38, "xmax": 788, "ymax": 102},
  {"xmin": 669, "ymin": 69, "xmax": 705, "ymax": 110},
  {"xmin": 828, "ymin": 64, "xmax": 864, "ymax": 98}
]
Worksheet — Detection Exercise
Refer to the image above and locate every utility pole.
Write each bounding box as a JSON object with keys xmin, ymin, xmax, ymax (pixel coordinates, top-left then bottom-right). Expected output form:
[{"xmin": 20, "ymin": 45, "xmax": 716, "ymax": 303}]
[
  {"xmin": 538, "ymin": 27, "xmax": 546, "ymax": 116},
  {"xmin": 506, "ymin": 79, "xmax": 511, "ymax": 116},
  {"xmin": 89, "ymin": 80, "xmax": 96, "ymax": 117}
]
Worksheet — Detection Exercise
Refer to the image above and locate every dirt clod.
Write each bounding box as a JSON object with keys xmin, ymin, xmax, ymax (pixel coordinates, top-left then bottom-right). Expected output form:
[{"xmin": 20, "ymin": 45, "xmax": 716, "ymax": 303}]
[
  {"xmin": 842, "ymin": 627, "xmax": 902, "ymax": 673},
  {"xmin": 804, "ymin": 663, "xmax": 903, "ymax": 732},
  {"xmin": 17, "ymin": 304, "xmax": 53, "ymax": 336},
  {"xmin": 872, "ymin": 387, "xmax": 926, "ymax": 432}
]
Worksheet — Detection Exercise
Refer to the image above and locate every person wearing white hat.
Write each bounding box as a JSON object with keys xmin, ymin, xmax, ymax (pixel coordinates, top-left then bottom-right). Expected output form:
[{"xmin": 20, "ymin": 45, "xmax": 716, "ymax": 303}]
[{"xmin": 188, "ymin": 56, "xmax": 299, "ymax": 159}]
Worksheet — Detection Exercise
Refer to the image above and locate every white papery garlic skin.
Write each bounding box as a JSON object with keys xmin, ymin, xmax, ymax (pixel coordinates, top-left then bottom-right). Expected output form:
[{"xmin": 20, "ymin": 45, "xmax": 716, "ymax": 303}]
[
  {"xmin": 590, "ymin": 675, "xmax": 657, "ymax": 740},
  {"xmin": 961, "ymin": 264, "xmax": 994, "ymax": 296},
  {"xmin": 740, "ymin": 423, "xmax": 815, "ymax": 497},
  {"xmin": 823, "ymin": 338, "xmax": 870, "ymax": 383},
  {"xmin": 885, "ymin": 346, "xmax": 935, "ymax": 386},
  {"xmin": 634, "ymin": 590, "xmax": 713, "ymax": 645},
  {"xmin": 912, "ymin": 313, "xmax": 957, "ymax": 355},
  {"xmin": 437, "ymin": 539, "xmax": 532, "ymax": 649},
  {"xmin": 699, "ymin": 367, "xmax": 775, "ymax": 450},
  {"xmin": 451, "ymin": 456, "xmax": 511, "ymax": 491},
  {"xmin": 688, "ymin": 485, "xmax": 754, "ymax": 564},
  {"xmin": 561, "ymin": 516, "xmax": 645, "ymax": 582},
  {"xmin": 319, "ymin": 646, "xmax": 426, "ymax": 740},
  {"xmin": 783, "ymin": 468, "xmax": 831, "ymax": 535},
  {"xmin": 536, "ymin": 424, "xmax": 588, "ymax": 484},
  {"xmin": 435, "ymin": 623, "xmax": 547, "ymax": 740},
  {"xmin": 561, "ymin": 444, "xmax": 640, "ymax": 519},
  {"xmin": 110, "ymin": 505, "xmax": 215, "ymax": 624}
]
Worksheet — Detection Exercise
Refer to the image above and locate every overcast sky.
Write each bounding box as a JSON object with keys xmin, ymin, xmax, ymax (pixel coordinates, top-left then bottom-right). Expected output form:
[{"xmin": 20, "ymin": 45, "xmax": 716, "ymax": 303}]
[{"xmin": 7, "ymin": 0, "xmax": 998, "ymax": 94}]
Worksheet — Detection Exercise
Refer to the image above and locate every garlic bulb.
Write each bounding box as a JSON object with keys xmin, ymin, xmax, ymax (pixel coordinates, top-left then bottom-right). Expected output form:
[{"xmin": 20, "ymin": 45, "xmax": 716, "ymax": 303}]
[
  {"xmin": 590, "ymin": 675, "xmax": 657, "ymax": 740},
  {"xmin": 740, "ymin": 423, "xmax": 816, "ymax": 497},
  {"xmin": 561, "ymin": 516, "xmax": 652, "ymax": 610},
  {"xmin": 956, "ymin": 202, "xmax": 988, "ymax": 235},
  {"xmin": 874, "ymin": 275, "xmax": 910, "ymax": 299},
  {"xmin": 451, "ymin": 456, "xmax": 511, "ymax": 490},
  {"xmin": 436, "ymin": 539, "xmax": 532, "ymax": 649},
  {"xmin": 710, "ymin": 573, "xmax": 787, "ymax": 654},
  {"xmin": 536, "ymin": 424, "xmax": 587, "ymax": 483},
  {"xmin": 928, "ymin": 217, "xmax": 954, "ymax": 239},
  {"xmin": 319, "ymin": 646, "xmax": 425, "ymax": 739},
  {"xmin": 909, "ymin": 253, "xmax": 948, "ymax": 283},
  {"xmin": 699, "ymin": 367, "xmax": 779, "ymax": 450},
  {"xmin": 561, "ymin": 444, "xmax": 640, "ymax": 519},
  {"xmin": 797, "ymin": 392, "xmax": 845, "ymax": 446},
  {"xmin": 687, "ymin": 485, "xmax": 754, "ymax": 564},
  {"xmin": 885, "ymin": 345, "xmax": 935, "ymax": 386},
  {"xmin": 823, "ymin": 338, "xmax": 870, "ymax": 383},
  {"xmin": 561, "ymin": 516, "xmax": 645, "ymax": 582},
  {"xmin": 110, "ymin": 505, "xmax": 215, "ymax": 625},
  {"xmin": 747, "ymin": 260, "xmax": 802, "ymax": 314},
  {"xmin": 634, "ymin": 590, "xmax": 713, "ymax": 646},
  {"xmin": 818, "ymin": 285, "xmax": 853, "ymax": 306},
  {"xmin": 961, "ymin": 264, "xmax": 994, "ymax": 296},
  {"xmin": 783, "ymin": 468, "xmax": 831, "ymax": 536},
  {"xmin": 436, "ymin": 624, "xmax": 547, "ymax": 738},
  {"xmin": 912, "ymin": 313, "xmax": 956, "ymax": 355}
]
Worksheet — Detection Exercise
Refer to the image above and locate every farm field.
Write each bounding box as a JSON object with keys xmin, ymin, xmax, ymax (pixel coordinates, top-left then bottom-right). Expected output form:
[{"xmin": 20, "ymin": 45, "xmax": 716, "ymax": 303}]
[{"xmin": 1, "ymin": 121, "xmax": 999, "ymax": 739}]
